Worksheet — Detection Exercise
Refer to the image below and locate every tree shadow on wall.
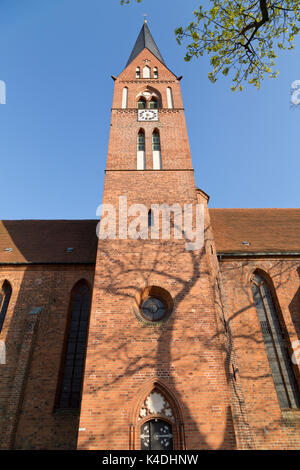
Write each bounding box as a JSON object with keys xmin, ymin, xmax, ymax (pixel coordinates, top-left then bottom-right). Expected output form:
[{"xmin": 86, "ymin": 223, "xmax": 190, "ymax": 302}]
[
  {"xmin": 214, "ymin": 257, "xmax": 300, "ymax": 448},
  {"xmin": 0, "ymin": 220, "xmax": 97, "ymax": 450},
  {"xmin": 79, "ymin": 224, "xmax": 237, "ymax": 450}
]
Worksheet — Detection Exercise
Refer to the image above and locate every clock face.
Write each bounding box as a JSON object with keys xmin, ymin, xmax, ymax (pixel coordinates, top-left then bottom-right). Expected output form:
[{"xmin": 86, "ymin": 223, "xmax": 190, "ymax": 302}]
[{"xmin": 138, "ymin": 109, "xmax": 158, "ymax": 121}]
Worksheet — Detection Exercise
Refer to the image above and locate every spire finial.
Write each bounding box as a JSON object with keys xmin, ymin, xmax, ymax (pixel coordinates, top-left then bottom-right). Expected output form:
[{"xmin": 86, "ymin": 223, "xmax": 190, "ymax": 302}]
[{"xmin": 144, "ymin": 13, "xmax": 147, "ymax": 24}]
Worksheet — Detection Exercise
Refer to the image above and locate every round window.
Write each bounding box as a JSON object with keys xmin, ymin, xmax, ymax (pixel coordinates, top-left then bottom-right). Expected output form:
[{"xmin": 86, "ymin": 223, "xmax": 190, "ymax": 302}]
[
  {"xmin": 134, "ymin": 286, "xmax": 173, "ymax": 325},
  {"xmin": 141, "ymin": 297, "xmax": 167, "ymax": 322}
]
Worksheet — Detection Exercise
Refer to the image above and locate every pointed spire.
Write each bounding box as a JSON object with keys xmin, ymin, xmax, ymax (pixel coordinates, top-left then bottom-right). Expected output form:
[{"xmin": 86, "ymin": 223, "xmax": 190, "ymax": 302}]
[{"xmin": 126, "ymin": 21, "xmax": 165, "ymax": 68}]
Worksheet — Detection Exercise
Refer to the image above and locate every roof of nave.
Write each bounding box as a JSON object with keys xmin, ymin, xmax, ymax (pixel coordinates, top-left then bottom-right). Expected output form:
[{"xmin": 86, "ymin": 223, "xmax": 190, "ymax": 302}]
[
  {"xmin": 210, "ymin": 208, "xmax": 300, "ymax": 254},
  {"xmin": 0, "ymin": 220, "xmax": 98, "ymax": 264},
  {"xmin": 1, "ymin": 209, "xmax": 300, "ymax": 265}
]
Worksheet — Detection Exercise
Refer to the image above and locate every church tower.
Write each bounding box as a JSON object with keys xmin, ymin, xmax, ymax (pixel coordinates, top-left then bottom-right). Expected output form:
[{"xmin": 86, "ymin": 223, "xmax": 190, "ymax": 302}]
[{"xmin": 77, "ymin": 21, "xmax": 238, "ymax": 450}]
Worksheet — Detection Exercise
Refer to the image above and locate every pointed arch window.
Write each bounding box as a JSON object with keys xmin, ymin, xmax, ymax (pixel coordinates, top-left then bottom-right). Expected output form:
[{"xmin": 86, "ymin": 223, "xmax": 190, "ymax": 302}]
[
  {"xmin": 152, "ymin": 130, "xmax": 161, "ymax": 170},
  {"xmin": 139, "ymin": 390, "xmax": 174, "ymax": 449},
  {"xmin": 56, "ymin": 281, "xmax": 91, "ymax": 410},
  {"xmin": 149, "ymin": 98, "xmax": 158, "ymax": 109},
  {"xmin": 0, "ymin": 281, "xmax": 12, "ymax": 334},
  {"xmin": 137, "ymin": 129, "xmax": 145, "ymax": 151},
  {"xmin": 136, "ymin": 67, "xmax": 140, "ymax": 79},
  {"xmin": 135, "ymin": 385, "xmax": 185, "ymax": 450},
  {"xmin": 152, "ymin": 130, "xmax": 161, "ymax": 151},
  {"xmin": 137, "ymin": 129, "xmax": 145, "ymax": 170},
  {"xmin": 153, "ymin": 67, "xmax": 158, "ymax": 79},
  {"xmin": 251, "ymin": 271, "xmax": 300, "ymax": 409},
  {"xmin": 137, "ymin": 97, "xmax": 146, "ymax": 109}
]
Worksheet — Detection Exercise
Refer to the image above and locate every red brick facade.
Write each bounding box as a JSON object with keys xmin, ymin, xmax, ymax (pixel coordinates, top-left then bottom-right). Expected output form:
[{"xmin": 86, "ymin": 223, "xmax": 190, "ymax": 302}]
[
  {"xmin": 0, "ymin": 265, "xmax": 95, "ymax": 449},
  {"xmin": 0, "ymin": 25, "xmax": 300, "ymax": 450},
  {"xmin": 218, "ymin": 258, "xmax": 300, "ymax": 449}
]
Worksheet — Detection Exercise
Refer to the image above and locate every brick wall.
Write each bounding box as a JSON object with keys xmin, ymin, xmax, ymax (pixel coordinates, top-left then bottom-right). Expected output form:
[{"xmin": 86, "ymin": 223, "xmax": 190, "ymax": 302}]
[
  {"xmin": 219, "ymin": 257, "xmax": 300, "ymax": 449},
  {"xmin": 0, "ymin": 265, "xmax": 94, "ymax": 449}
]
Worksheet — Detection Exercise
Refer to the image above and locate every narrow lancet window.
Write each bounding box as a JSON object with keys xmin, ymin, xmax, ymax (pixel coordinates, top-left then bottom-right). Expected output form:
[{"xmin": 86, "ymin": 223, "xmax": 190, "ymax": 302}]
[
  {"xmin": 152, "ymin": 130, "xmax": 161, "ymax": 170},
  {"xmin": 148, "ymin": 209, "xmax": 154, "ymax": 227},
  {"xmin": 136, "ymin": 67, "xmax": 140, "ymax": 78},
  {"xmin": 137, "ymin": 129, "xmax": 146, "ymax": 170},
  {"xmin": 153, "ymin": 67, "xmax": 158, "ymax": 79},
  {"xmin": 167, "ymin": 87, "xmax": 174, "ymax": 109},
  {"xmin": 56, "ymin": 281, "xmax": 91, "ymax": 410},
  {"xmin": 122, "ymin": 87, "xmax": 128, "ymax": 109},
  {"xmin": 251, "ymin": 271, "xmax": 300, "ymax": 409},
  {"xmin": 0, "ymin": 281, "xmax": 12, "ymax": 334}
]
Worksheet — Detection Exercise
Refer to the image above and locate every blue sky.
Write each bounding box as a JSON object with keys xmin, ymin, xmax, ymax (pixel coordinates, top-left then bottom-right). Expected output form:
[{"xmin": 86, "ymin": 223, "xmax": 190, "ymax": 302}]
[{"xmin": 0, "ymin": 0, "xmax": 299, "ymax": 220}]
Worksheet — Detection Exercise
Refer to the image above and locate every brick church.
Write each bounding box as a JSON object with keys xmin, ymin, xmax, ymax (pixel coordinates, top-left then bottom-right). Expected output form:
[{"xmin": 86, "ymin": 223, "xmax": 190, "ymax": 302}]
[{"xmin": 1, "ymin": 21, "xmax": 300, "ymax": 450}]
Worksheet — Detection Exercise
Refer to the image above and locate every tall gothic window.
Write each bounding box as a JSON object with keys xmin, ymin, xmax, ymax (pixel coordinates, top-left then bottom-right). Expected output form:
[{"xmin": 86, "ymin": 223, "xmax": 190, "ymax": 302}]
[
  {"xmin": 152, "ymin": 130, "xmax": 161, "ymax": 151},
  {"xmin": 153, "ymin": 67, "xmax": 158, "ymax": 79},
  {"xmin": 0, "ymin": 281, "xmax": 12, "ymax": 334},
  {"xmin": 137, "ymin": 129, "xmax": 145, "ymax": 151},
  {"xmin": 251, "ymin": 271, "xmax": 300, "ymax": 409},
  {"xmin": 152, "ymin": 130, "xmax": 161, "ymax": 170},
  {"xmin": 137, "ymin": 129, "xmax": 146, "ymax": 170},
  {"xmin": 136, "ymin": 67, "xmax": 140, "ymax": 78},
  {"xmin": 56, "ymin": 281, "xmax": 91, "ymax": 410}
]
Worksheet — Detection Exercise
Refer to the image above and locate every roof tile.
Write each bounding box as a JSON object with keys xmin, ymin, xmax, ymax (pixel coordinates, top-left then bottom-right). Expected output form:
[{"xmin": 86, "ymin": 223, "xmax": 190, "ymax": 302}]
[
  {"xmin": 0, "ymin": 220, "xmax": 98, "ymax": 264},
  {"xmin": 209, "ymin": 208, "xmax": 300, "ymax": 253}
]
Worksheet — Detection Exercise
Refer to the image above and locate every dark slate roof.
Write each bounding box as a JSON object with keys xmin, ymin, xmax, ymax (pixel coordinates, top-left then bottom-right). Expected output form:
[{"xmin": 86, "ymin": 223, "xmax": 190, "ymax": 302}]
[{"xmin": 126, "ymin": 21, "xmax": 165, "ymax": 67}]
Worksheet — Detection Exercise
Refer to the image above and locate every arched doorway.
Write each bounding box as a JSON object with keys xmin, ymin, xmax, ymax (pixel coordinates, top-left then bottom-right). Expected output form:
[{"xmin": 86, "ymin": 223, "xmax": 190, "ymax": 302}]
[{"xmin": 130, "ymin": 382, "xmax": 185, "ymax": 450}]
